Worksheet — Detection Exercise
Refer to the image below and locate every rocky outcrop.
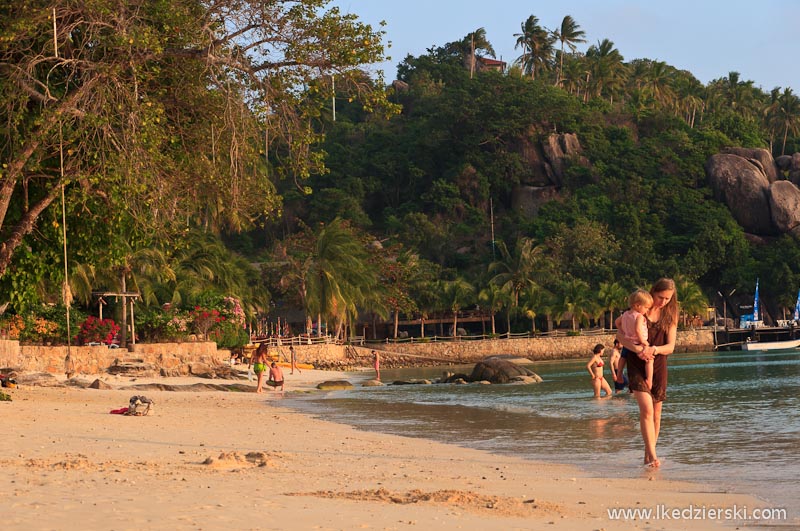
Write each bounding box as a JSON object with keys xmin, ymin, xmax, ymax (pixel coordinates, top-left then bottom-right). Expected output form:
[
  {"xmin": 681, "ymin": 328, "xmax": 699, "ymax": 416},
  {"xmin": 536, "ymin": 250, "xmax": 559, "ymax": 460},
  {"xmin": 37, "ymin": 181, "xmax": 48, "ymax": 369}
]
[
  {"xmin": 316, "ymin": 380, "xmax": 353, "ymax": 390},
  {"xmin": 722, "ymin": 147, "xmax": 778, "ymax": 183},
  {"xmin": 467, "ymin": 358, "xmax": 541, "ymax": 384},
  {"xmin": 705, "ymin": 153, "xmax": 776, "ymax": 235},
  {"xmin": 769, "ymin": 180, "xmax": 800, "ymax": 232},
  {"xmin": 511, "ymin": 185, "xmax": 560, "ymax": 218},
  {"xmin": 706, "ymin": 148, "xmax": 800, "ymax": 237}
]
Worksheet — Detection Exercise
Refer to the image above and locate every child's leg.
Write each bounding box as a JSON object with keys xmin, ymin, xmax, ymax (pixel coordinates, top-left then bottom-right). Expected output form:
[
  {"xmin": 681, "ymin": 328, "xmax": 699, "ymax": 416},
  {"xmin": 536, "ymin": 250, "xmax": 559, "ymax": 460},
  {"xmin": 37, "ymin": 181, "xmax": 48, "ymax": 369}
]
[{"xmin": 645, "ymin": 359, "xmax": 653, "ymax": 390}]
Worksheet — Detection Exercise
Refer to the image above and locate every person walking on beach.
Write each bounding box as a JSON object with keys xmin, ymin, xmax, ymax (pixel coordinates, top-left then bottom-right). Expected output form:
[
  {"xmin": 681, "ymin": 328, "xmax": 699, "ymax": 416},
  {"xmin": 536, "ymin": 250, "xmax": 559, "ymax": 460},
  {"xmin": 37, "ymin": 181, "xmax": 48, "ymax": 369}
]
[
  {"xmin": 372, "ymin": 350, "xmax": 380, "ymax": 380},
  {"xmin": 268, "ymin": 362, "xmax": 285, "ymax": 391},
  {"xmin": 609, "ymin": 339, "xmax": 627, "ymax": 393},
  {"xmin": 289, "ymin": 346, "xmax": 301, "ymax": 374},
  {"xmin": 616, "ymin": 278, "xmax": 678, "ymax": 468},
  {"xmin": 249, "ymin": 343, "xmax": 269, "ymax": 393},
  {"xmin": 586, "ymin": 343, "xmax": 613, "ymax": 398},
  {"xmin": 615, "ymin": 289, "xmax": 654, "ymax": 389}
]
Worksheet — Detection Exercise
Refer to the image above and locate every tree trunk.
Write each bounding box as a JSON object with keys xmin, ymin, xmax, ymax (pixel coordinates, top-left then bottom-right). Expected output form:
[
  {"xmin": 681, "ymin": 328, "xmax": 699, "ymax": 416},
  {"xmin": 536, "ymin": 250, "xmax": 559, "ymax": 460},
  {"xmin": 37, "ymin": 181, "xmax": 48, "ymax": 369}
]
[
  {"xmin": 491, "ymin": 313, "xmax": 496, "ymax": 335},
  {"xmin": 120, "ymin": 274, "xmax": 128, "ymax": 347},
  {"xmin": 393, "ymin": 310, "xmax": 399, "ymax": 339},
  {"xmin": 452, "ymin": 311, "xmax": 458, "ymax": 337},
  {"xmin": 0, "ymin": 185, "xmax": 61, "ymax": 276}
]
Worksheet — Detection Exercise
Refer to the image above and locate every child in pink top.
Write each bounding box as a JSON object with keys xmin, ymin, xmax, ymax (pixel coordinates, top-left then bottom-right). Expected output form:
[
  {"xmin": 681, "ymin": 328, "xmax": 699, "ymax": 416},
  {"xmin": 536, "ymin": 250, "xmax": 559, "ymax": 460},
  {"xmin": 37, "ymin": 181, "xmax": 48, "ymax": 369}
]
[{"xmin": 615, "ymin": 289, "xmax": 654, "ymax": 389}]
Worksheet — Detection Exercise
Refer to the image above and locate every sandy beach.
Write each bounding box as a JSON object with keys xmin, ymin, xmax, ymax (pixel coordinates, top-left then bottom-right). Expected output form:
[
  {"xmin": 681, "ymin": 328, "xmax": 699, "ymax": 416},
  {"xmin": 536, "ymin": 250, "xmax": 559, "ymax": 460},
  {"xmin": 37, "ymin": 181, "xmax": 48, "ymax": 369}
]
[{"xmin": 0, "ymin": 369, "xmax": 789, "ymax": 530}]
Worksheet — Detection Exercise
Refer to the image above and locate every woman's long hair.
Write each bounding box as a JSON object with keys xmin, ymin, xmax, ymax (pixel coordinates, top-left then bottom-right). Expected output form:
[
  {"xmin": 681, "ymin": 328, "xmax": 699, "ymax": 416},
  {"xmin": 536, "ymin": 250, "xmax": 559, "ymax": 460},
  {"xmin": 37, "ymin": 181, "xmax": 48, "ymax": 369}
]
[{"xmin": 651, "ymin": 278, "xmax": 679, "ymax": 330}]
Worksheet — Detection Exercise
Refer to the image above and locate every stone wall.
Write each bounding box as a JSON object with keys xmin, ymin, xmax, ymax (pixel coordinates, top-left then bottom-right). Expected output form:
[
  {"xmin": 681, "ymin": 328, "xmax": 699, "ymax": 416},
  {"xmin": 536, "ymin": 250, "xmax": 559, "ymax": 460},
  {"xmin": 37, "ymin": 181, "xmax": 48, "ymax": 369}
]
[
  {"xmin": 0, "ymin": 330, "xmax": 715, "ymax": 374},
  {"xmin": 360, "ymin": 329, "xmax": 715, "ymax": 364},
  {"xmin": 0, "ymin": 341, "xmax": 221, "ymax": 375}
]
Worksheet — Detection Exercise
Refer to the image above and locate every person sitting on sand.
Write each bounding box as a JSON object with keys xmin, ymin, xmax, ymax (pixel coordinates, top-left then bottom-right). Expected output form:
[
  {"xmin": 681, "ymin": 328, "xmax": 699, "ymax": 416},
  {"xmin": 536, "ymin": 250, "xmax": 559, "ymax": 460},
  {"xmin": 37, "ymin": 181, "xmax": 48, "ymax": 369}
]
[
  {"xmin": 267, "ymin": 362, "xmax": 285, "ymax": 391},
  {"xmin": 586, "ymin": 343, "xmax": 612, "ymax": 398},
  {"xmin": 249, "ymin": 343, "xmax": 269, "ymax": 393}
]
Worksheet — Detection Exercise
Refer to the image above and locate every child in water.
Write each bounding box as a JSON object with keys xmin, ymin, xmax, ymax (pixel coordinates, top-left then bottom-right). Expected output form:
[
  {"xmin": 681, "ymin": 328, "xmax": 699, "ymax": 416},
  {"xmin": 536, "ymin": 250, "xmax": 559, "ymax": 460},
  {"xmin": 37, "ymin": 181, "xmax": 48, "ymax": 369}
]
[{"xmin": 615, "ymin": 289, "xmax": 654, "ymax": 390}]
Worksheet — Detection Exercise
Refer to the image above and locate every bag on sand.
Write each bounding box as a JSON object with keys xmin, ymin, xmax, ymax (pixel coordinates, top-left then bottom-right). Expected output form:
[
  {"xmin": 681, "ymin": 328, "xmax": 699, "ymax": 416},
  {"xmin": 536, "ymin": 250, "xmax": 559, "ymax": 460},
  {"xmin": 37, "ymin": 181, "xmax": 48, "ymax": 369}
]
[{"xmin": 125, "ymin": 395, "xmax": 154, "ymax": 416}]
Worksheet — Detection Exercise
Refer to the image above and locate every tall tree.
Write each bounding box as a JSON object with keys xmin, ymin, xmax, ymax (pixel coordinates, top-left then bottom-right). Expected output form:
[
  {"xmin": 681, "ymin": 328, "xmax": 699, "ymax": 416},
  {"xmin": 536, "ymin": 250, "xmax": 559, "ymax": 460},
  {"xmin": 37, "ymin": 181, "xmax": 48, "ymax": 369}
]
[
  {"xmin": 585, "ymin": 39, "xmax": 626, "ymax": 103},
  {"xmin": 0, "ymin": 0, "xmax": 392, "ymax": 278},
  {"xmin": 553, "ymin": 15, "xmax": 586, "ymax": 87},
  {"xmin": 513, "ymin": 15, "xmax": 555, "ymax": 80}
]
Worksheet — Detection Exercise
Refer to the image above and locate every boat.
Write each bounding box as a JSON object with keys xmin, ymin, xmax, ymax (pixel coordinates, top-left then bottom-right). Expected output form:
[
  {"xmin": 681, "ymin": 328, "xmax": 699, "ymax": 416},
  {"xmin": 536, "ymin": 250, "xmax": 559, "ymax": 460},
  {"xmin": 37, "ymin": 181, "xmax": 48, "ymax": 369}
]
[{"xmin": 742, "ymin": 338, "xmax": 800, "ymax": 352}]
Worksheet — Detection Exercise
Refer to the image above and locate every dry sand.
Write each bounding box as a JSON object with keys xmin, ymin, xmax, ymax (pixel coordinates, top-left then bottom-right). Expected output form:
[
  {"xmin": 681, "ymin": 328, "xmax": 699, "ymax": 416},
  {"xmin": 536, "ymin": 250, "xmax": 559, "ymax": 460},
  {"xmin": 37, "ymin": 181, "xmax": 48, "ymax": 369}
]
[{"xmin": 0, "ymin": 369, "xmax": 790, "ymax": 530}]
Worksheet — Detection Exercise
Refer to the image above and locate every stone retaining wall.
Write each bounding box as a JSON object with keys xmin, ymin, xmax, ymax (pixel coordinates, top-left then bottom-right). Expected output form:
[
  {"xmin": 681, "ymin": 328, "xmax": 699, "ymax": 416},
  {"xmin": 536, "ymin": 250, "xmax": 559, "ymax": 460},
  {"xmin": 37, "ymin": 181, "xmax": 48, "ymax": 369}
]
[
  {"xmin": 0, "ymin": 340, "xmax": 221, "ymax": 375},
  {"xmin": 0, "ymin": 330, "xmax": 715, "ymax": 374},
  {"xmin": 354, "ymin": 329, "xmax": 715, "ymax": 364}
]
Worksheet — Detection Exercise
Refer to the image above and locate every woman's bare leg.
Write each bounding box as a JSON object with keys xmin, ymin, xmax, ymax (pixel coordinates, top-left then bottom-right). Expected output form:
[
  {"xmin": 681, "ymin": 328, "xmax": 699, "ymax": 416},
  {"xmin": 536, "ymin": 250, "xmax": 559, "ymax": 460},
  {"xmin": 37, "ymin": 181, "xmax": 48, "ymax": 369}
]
[
  {"xmin": 653, "ymin": 400, "xmax": 663, "ymax": 443},
  {"xmin": 633, "ymin": 390, "xmax": 659, "ymax": 466}
]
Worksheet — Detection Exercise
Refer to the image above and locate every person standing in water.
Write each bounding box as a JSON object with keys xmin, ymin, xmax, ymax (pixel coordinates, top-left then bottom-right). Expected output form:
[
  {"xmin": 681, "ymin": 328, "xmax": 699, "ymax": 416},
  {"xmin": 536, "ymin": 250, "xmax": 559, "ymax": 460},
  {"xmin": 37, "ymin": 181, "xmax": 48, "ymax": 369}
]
[
  {"xmin": 616, "ymin": 278, "xmax": 679, "ymax": 468},
  {"xmin": 372, "ymin": 350, "xmax": 380, "ymax": 380},
  {"xmin": 586, "ymin": 343, "xmax": 612, "ymax": 398}
]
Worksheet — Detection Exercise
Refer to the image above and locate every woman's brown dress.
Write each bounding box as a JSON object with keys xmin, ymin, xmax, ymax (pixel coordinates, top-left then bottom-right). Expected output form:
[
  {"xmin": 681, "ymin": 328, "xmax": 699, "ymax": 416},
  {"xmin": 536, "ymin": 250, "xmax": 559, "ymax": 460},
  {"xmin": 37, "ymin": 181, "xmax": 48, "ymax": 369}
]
[{"xmin": 627, "ymin": 317, "xmax": 668, "ymax": 402}]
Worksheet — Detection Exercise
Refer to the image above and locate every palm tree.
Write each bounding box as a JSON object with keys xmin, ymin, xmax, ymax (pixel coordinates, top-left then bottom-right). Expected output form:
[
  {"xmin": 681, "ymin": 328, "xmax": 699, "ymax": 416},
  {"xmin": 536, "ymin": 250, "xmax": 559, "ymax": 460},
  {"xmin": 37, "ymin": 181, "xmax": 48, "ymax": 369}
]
[
  {"xmin": 441, "ymin": 276, "xmax": 476, "ymax": 336},
  {"xmin": 489, "ymin": 237, "xmax": 545, "ymax": 331},
  {"xmin": 555, "ymin": 279, "xmax": 592, "ymax": 330},
  {"xmin": 598, "ymin": 281, "xmax": 628, "ymax": 329},
  {"xmin": 585, "ymin": 39, "xmax": 626, "ymax": 103},
  {"xmin": 279, "ymin": 219, "xmax": 378, "ymax": 340},
  {"xmin": 513, "ymin": 15, "xmax": 555, "ymax": 80},
  {"xmin": 553, "ymin": 15, "xmax": 586, "ymax": 87},
  {"xmin": 446, "ymin": 27, "xmax": 495, "ymax": 77},
  {"xmin": 478, "ymin": 283, "xmax": 509, "ymax": 335},
  {"xmin": 777, "ymin": 88, "xmax": 800, "ymax": 155},
  {"xmin": 521, "ymin": 284, "xmax": 550, "ymax": 333},
  {"xmin": 675, "ymin": 277, "xmax": 707, "ymax": 327}
]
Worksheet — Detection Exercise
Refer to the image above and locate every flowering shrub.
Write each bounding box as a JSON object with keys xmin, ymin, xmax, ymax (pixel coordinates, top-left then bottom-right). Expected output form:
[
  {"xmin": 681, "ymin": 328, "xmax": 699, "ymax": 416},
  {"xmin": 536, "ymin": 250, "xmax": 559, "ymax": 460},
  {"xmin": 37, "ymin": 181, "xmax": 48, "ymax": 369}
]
[
  {"xmin": 2, "ymin": 315, "xmax": 25, "ymax": 340},
  {"xmin": 75, "ymin": 316, "xmax": 120, "ymax": 345},
  {"xmin": 190, "ymin": 306, "xmax": 225, "ymax": 338}
]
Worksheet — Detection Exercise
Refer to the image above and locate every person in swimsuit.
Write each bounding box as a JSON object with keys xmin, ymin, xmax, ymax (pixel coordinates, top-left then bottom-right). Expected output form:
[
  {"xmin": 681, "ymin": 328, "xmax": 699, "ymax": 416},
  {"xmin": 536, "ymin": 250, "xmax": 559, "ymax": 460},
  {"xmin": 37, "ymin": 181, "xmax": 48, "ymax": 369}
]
[
  {"xmin": 249, "ymin": 343, "xmax": 269, "ymax": 393},
  {"xmin": 586, "ymin": 343, "xmax": 612, "ymax": 398},
  {"xmin": 289, "ymin": 345, "xmax": 301, "ymax": 374},
  {"xmin": 372, "ymin": 350, "xmax": 380, "ymax": 381},
  {"xmin": 267, "ymin": 362, "xmax": 285, "ymax": 391},
  {"xmin": 609, "ymin": 339, "xmax": 628, "ymax": 393},
  {"xmin": 616, "ymin": 278, "xmax": 679, "ymax": 468}
]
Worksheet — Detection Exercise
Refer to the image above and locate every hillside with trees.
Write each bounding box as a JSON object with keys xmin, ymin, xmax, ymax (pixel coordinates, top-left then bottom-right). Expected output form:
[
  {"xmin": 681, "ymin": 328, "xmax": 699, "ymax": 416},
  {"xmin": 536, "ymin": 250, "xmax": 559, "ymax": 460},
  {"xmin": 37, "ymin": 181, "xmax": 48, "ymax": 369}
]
[{"xmin": 2, "ymin": 4, "xmax": 800, "ymax": 344}]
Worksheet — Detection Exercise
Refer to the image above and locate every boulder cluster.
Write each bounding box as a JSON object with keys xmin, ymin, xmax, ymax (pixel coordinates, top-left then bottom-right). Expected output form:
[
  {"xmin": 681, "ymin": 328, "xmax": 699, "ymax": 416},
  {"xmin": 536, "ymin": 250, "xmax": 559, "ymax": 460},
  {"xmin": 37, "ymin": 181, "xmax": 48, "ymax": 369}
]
[{"xmin": 705, "ymin": 147, "xmax": 800, "ymax": 238}]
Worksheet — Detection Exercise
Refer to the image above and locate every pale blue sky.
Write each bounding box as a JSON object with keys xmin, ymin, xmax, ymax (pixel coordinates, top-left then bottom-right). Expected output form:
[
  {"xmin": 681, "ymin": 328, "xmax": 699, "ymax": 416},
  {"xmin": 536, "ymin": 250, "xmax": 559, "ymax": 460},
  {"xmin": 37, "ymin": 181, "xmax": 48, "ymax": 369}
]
[{"xmin": 331, "ymin": 0, "xmax": 800, "ymax": 92}]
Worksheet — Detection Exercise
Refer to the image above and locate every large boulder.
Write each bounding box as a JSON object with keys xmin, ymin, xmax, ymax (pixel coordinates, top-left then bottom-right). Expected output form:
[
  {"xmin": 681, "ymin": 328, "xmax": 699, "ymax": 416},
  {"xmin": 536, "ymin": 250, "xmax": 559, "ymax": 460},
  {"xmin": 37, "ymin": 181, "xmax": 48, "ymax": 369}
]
[
  {"xmin": 467, "ymin": 358, "xmax": 541, "ymax": 384},
  {"xmin": 705, "ymin": 153, "xmax": 775, "ymax": 235},
  {"xmin": 775, "ymin": 154, "xmax": 793, "ymax": 171},
  {"xmin": 769, "ymin": 181, "xmax": 800, "ymax": 232},
  {"xmin": 722, "ymin": 147, "xmax": 779, "ymax": 183},
  {"xmin": 316, "ymin": 380, "xmax": 353, "ymax": 390}
]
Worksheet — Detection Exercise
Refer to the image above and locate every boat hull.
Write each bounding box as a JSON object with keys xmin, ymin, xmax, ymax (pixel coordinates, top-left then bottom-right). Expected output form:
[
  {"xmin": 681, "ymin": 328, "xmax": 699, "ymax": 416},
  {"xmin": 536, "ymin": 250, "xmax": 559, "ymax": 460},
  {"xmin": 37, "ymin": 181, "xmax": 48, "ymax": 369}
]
[{"xmin": 741, "ymin": 339, "xmax": 800, "ymax": 351}]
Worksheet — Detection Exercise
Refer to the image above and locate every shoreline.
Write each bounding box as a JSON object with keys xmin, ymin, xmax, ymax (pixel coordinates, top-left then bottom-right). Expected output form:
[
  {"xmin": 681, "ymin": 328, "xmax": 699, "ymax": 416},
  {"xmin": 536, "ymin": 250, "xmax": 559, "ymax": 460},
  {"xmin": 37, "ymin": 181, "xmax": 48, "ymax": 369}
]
[{"xmin": 1, "ymin": 370, "xmax": 792, "ymax": 530}]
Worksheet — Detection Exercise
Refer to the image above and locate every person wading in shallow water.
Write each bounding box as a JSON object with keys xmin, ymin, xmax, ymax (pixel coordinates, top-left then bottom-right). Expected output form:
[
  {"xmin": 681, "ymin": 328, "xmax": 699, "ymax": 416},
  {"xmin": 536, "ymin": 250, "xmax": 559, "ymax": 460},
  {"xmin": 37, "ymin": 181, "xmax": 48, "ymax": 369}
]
[
  {"xmin": 372, "ymin": 350, "xmax": 380, "ymax": 380},
  {"xmin": 586, "ymin": 343, "xmax": 612, "ymax": 398},
  {"xmin": 616, "ymin": 278, "xmax": 679, "ymax": 468}
]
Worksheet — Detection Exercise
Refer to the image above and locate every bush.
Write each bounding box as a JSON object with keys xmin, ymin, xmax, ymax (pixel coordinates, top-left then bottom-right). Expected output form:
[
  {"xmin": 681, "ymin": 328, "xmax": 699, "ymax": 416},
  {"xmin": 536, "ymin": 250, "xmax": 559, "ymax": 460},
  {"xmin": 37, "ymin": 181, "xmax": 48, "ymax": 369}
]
[
  {"xmin": 75, "ymin": 316, "xmax": 120, "ymax": 345},
  {"xmin": 0, "ymin": 305, "xmax": 86, "ymax": 344}
]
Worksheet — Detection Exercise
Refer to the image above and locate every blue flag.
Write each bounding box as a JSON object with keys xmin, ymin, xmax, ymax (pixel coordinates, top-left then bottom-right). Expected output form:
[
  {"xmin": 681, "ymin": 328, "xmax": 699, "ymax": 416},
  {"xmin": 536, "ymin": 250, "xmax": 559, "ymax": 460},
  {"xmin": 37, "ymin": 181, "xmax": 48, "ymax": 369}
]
[{"xmin": 753, "ymin": 279, "xmax": 760, "ymax": 321}]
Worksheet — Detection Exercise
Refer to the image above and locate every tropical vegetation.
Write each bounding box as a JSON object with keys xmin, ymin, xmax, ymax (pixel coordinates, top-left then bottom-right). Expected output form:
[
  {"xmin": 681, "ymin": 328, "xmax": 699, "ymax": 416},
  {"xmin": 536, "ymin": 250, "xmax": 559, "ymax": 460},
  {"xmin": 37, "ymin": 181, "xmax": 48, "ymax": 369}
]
[{"xmin": 3, "ymin": 4, "xmax": 800, "ymax": 345}]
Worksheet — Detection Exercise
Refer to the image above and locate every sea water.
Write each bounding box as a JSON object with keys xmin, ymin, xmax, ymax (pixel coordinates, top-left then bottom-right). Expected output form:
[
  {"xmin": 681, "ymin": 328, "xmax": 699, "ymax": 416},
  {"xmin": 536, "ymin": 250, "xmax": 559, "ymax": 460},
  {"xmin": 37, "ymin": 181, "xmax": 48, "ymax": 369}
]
[{"xmin": 284, "ymin": 350, "xmax": 800, "ymax": 513}]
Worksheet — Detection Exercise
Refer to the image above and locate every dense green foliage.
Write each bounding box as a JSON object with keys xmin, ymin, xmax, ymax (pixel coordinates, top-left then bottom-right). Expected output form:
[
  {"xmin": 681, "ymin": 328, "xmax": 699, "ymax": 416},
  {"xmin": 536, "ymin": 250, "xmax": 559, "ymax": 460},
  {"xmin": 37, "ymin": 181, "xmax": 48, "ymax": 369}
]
[{"xmin": 3, "ymin": 8, "xmax": 800, "ymax": 339}]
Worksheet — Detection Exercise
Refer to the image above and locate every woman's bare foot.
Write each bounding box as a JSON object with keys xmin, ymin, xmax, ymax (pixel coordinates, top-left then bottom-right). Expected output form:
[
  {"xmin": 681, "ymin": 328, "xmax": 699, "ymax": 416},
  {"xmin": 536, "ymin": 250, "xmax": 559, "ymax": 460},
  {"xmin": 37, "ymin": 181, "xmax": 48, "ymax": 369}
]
[{"xmin": 644, "ymin": 456, "xmax": 660, "ymax": 468}]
